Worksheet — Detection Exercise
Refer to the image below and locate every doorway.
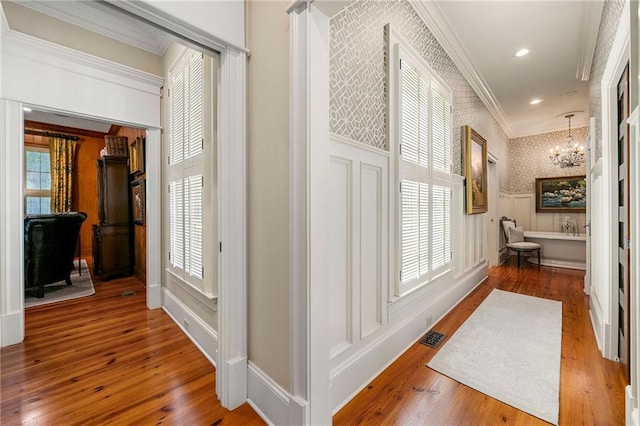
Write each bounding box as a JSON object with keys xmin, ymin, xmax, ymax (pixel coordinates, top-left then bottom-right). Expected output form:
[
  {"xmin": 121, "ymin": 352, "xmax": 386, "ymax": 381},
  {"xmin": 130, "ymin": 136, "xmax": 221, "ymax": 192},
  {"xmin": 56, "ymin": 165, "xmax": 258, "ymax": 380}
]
[
  {"xmin": 487, "ymin": 154, "xmax": 499, "ymax": 266},
  {"xmin": 616, "ymin": 63, "xmax": 630, "ymax": 378}
]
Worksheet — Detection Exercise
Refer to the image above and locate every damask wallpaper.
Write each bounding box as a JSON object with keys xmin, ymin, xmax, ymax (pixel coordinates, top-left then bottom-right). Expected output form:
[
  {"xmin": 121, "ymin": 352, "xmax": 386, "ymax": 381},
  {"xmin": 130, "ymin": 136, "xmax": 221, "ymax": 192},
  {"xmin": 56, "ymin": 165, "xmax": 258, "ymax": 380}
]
[
  {"xmin": 589, "ymin": 0, "xmax": 625, "ymax": 160},
  {"xmin": 329, "ymin": 0, "xmax": 510, "ymax": 188},
  {"xmin": 509, "ymin": 127, "xmax": 587, "ymax": 193}
]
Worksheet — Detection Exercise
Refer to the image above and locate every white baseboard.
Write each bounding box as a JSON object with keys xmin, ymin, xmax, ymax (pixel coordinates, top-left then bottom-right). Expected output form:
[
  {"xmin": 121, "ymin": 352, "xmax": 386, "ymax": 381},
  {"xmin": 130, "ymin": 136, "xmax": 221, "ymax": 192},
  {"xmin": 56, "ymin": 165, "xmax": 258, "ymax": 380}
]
[
  {"xmin": 627, "ymin": 385, "xmax": 639, "ymax": 426},
  {"xmin": 162, "ymin": 288, "xmax": 218, "ymax": 365},
  {"xmin": 1, "ymin": 309, "xmax": 23, "ymax": 347},
  {"xmin": 329, "ymin": 263, "xmax": 488, "ymax": 413},
  {"xmin": 247, "ymin": 362, "xmax": 308, "ymax": 425},
  {"xmin": 147, "ymin": 283, "xmax": 162, "ymax": 309},
  {"xmin": 225, "ymin": 355, "xmax": 248, "ymax": 410}
]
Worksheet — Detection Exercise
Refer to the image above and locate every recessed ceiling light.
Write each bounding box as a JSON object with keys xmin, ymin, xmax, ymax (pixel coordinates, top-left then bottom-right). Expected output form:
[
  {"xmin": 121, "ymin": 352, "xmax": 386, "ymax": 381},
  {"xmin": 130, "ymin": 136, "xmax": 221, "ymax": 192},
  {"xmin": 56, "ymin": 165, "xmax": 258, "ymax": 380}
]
[
  {"xmin": 22, "ymin": 107, "xmax": 32, "ymax": 112},
  {"xmin": 515, "ymin": 48, "xmax": 530, "ymax": 57},
  {"xmin": 530, "ymin": 98, "xmax": 543, "ymax": 105}
]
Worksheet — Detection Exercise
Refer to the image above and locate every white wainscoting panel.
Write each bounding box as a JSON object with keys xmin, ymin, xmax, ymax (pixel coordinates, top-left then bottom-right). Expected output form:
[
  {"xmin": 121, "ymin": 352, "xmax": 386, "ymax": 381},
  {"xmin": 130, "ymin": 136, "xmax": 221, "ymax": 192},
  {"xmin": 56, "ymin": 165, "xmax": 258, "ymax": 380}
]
[
  {"xmin": 328, "ymin": 134, "xmax": 389, "ymax": 364},
  {"xmin": 328, "ymin": 156, "xmax": 353, "ymax": 358},
  {"xmin": 452, "ymin": 176, "xmax": 465, "ymax": 278},
  {"xmin": 327, "ymin": 135, "xmax": 488, "ymax": 413},
  {"xmin": 512, "ymin": 194, "xmax": 535, "ymax": 231},
  {"xmin": 360, "ymin": 164, "xmax": 384, "ymax": 339}
]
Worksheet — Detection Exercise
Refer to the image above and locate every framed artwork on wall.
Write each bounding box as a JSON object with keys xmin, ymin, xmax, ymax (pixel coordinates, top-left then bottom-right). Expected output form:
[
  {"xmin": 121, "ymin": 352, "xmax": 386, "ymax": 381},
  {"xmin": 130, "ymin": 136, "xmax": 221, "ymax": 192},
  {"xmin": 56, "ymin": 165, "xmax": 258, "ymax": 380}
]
[
  {"xmin": 462, "ymin": 125, "xmax": 488, "ymax": 214},
  {"xmin": 131, "ymin": 178, "xmax": 145, "ymax": 225},
  {"xmin": 129, "ymin": 136, "xmax": 145, "ymax": 175},
  {"xmin": 535, "ymin": 175, "xmax": 586, "ymax": 213}
]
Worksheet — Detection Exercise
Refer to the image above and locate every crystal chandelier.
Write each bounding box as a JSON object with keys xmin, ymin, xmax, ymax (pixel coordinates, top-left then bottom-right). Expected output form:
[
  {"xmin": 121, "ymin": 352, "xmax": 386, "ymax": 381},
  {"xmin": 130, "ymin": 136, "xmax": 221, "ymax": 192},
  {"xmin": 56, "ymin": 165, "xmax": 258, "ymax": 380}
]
[{"xmin": 549, "ymin": 114, "xmax": 585, "ymax": 168}]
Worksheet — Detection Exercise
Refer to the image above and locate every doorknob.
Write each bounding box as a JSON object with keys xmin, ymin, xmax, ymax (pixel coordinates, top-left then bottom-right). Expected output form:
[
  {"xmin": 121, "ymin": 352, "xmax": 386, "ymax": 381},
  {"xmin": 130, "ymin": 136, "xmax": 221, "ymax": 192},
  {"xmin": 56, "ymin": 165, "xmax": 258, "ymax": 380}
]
[{"xmin": 584, "ymin": 222, "xmax": 591, "ymax": 236}]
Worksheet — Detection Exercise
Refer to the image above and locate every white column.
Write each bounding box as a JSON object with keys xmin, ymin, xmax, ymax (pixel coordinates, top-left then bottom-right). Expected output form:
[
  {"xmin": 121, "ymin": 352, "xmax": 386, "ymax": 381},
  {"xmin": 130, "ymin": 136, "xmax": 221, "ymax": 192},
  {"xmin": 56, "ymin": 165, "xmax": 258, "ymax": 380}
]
[
  {"xmin": 145, "ymin": 127, "xmax": 162, "ymax": 309},
  {"xmin": 288, "ymin": 1, "xmax": 331, "ymax": 424}
]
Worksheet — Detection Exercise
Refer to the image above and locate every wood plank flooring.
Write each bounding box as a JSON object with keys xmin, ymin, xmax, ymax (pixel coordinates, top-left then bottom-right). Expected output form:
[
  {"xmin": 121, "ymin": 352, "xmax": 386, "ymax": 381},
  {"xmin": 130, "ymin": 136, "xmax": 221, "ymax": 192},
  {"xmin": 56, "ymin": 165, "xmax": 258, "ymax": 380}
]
[
  {"xmin": 2, "ymin": 258, "xmax": 627, "ymax": 425},
  {"xmin": 0, "ymin": 266, "xmax": 265, "ymax": 425},
  {"xmin": 334, "ymin": 258, "xmax": 627, "ymax": 425}
]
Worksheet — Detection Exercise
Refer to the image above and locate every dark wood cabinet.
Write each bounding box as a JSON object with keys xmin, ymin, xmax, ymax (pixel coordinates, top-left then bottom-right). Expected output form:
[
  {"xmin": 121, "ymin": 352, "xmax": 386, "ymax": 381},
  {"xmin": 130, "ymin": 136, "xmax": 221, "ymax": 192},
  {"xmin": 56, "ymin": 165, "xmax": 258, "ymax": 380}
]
[{"xmin": 93, "ymin": 156, "xmax": 132, "ymax": 279}]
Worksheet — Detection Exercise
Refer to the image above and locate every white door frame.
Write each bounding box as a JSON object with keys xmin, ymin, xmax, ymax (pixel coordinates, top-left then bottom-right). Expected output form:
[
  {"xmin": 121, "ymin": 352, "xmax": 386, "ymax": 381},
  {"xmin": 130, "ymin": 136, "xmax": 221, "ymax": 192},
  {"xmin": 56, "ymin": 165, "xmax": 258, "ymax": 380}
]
[
  {"xmin": 600, "ymin": 0, "xmax": 630, "ymax": 361},
  {"xmin": 0, "ymin": 19, "xmax": 247, "ymax": 410},
  {"xmin": 487, "ymin": 153, "xmax": 499, "ymax": 266}
]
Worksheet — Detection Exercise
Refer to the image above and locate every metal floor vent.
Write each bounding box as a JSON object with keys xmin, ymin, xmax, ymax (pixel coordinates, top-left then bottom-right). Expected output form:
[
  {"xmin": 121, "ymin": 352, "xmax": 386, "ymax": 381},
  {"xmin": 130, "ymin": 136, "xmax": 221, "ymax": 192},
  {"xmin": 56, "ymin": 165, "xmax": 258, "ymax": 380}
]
[
  {"xmin": 122, "ymin": 290, "xmax": 136, "ymax": 298},
  {"xmin": 420, "ymin": 330, "xmax": 446, "ymax": 348}
]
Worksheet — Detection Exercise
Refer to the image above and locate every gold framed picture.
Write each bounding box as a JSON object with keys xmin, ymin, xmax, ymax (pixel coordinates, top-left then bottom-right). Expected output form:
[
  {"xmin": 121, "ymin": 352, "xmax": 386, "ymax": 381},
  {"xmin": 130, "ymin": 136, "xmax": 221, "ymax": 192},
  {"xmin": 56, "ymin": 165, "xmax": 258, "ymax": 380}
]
[
  {"xmin": 129, "ymin": 136, "xmax": 145, "ymax": 175},
  {"xmin": 462, "ymin": 125, "xmax": 488, "ymax": 215},
  {"xmin": 535, "ymin": 175, "xmax": 586, "ymax": 213}
]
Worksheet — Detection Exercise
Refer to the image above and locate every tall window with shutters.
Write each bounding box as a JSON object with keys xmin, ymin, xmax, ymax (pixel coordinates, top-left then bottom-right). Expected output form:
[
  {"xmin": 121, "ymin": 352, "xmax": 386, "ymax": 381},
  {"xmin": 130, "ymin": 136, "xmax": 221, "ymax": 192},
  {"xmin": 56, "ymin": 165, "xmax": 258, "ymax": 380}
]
[
  {"xmin": 389, "ymin": 31, "xmax": 453, "ymax": 297},
  {"xmin": 167, "ymin": 50, "xmax": 207, "ymax": 292}
]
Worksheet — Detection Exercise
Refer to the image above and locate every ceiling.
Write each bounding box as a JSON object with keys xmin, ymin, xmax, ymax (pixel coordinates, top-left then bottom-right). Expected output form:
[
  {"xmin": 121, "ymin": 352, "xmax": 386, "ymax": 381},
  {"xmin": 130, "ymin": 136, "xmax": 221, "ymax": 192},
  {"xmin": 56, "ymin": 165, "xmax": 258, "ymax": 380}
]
[
  {"xmin": 15, "ymin": 1, "xmax": 603, "ymax": 139},
  {"xmin": 415, "ymin": 1, "xmax": 604, "ymax": 138},
  {"xmin": 24, "ymin": 109, "xmax": 113, "ymax": 134}
]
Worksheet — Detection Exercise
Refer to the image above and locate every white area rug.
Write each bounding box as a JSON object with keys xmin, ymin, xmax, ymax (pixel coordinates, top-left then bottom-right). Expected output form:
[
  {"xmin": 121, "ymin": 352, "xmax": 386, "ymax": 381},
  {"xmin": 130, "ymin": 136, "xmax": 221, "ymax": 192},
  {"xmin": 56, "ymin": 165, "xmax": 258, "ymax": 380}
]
[
  {"xmin": 25, "ymin": 260, "xmax": 95, "ymax": 308},
  {"xmin": 427, "ymin": 289, "xmax": 562, "ymax": 425}
]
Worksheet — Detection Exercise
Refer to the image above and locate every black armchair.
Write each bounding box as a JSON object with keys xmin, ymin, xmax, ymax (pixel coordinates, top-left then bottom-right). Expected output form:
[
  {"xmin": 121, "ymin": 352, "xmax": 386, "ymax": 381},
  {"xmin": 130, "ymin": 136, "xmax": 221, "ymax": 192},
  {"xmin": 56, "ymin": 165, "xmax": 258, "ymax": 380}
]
[{"xmin": 24, "ymin": 212, "xmax": 87, "ymax": 298}]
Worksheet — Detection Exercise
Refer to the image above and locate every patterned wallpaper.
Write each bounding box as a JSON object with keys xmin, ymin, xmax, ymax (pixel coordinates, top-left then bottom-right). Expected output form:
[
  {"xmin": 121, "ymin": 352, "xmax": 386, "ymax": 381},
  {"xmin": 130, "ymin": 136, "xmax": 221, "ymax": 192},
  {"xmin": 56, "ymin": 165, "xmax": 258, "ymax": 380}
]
[
  {"xmin": 589, "ymin": 0, "xmax": 625, "ymax": 160},
  {"xmin": 329, "ymin": 0, "xmax": 511, "ymax": 189},
  {"xmin": 509, "ymin": 127, "xmax": 587, "ymax": 193}
]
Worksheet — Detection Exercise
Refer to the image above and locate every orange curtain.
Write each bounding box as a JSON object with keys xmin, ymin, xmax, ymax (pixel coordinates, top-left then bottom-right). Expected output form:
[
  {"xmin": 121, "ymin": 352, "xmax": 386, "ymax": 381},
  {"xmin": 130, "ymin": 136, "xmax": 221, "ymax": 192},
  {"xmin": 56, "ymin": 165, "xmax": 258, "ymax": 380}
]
[{"xmin": 49, "ymin": 137, "xmax": 76, "ymax": 212}]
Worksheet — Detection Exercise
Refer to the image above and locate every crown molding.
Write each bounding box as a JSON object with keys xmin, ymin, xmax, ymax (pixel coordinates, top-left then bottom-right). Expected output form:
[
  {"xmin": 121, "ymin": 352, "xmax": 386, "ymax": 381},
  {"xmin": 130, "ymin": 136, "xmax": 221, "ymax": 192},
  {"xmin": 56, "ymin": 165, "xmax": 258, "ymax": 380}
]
[
  {"xmin": 410, "ymin": 1, "xmax": 515, "ymax": 138},
  {"xmin": 2, "ymin": 28, "xmax": 164, "ymax": 93},
  {"xmin": 575, "ymin": 0, "xmax": 604, "ymax": 81},
  {"xmin": 18, "ymin": 1, "xmax": 169, "ymax": 56}
]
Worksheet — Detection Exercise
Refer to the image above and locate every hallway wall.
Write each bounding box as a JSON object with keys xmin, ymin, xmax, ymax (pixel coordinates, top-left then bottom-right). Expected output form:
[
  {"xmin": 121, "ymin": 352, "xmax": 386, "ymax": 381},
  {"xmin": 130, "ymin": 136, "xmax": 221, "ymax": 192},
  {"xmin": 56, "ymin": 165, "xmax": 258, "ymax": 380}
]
[
  {"xmin": 509, "ymin": 127, "xmax": 587, "ymax": 232},
  {"xmin": 329, "ymin": 0, "xmax": 511, "ymax": 190}
]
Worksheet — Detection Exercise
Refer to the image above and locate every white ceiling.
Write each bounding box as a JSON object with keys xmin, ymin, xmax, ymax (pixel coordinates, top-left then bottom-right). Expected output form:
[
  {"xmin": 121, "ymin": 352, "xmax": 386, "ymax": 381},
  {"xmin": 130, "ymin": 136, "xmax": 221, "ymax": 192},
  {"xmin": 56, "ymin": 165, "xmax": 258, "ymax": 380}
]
[
  {"xmin": 417, "ymin": 1, "xmax": 603, "ymax": 138},
  {"xmin": 16, "ymin": 1, "xmax": 603, "ymax": 139}
]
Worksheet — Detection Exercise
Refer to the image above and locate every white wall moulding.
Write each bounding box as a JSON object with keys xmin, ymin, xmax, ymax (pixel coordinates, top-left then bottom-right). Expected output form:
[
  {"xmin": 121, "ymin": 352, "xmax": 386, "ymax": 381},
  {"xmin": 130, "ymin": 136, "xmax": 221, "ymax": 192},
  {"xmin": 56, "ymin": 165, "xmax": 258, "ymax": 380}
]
[
  {"xmin": 105, "ymin": 0, "xmax": 245, "ymax": 53},
  {"xmin": 215, "ymin": 45, "xmax": 248, "ymax": 410},
  {"xmin": 329, "ymin": 263, "xmax": 488, "ymax": 414},
  {"xmin": 1, "ymin": 29, "xmax": 163, "ymax": 128},
  {"xmin": 288, "ymin": 2, "xmax": 332, "ymax": 424},
  {"xmin": 247, "ymin": 362, "xmax": 307, "ymax": 426},
  {"xmin": 327, "ymin": 133, "xmax": 489, "ymax": 413},
  {"xmin": 162, "ymin": 288, "xmax": 218, "ymax": 364}
]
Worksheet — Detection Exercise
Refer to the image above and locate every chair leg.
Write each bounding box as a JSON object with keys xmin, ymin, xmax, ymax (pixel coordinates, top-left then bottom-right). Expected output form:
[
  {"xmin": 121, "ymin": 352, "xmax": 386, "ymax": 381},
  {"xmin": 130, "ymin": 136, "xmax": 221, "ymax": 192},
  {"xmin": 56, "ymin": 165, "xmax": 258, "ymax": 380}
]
[
  {"xmin": 37, "ymin": 286, "xmax": 44, "ymax": 298},
  {"xmin": 537, "ymin": 249, "xmax": 541, "ymax": 267},
  {"xmin": 65, "ymin": 276, "xmax": 72, "ymax": 286},
  {"xmin": 517, "ymin": 252, "xmax": 521, "ymax": 267}
]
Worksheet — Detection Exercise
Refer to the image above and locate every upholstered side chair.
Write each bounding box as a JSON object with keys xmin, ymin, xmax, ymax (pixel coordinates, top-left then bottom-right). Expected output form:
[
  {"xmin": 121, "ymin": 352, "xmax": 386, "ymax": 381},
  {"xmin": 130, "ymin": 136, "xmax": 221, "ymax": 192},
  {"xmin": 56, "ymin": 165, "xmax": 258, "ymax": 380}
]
[{"xmin": 500, "ymin": 216, "xmax": 541, "ymax": 268}]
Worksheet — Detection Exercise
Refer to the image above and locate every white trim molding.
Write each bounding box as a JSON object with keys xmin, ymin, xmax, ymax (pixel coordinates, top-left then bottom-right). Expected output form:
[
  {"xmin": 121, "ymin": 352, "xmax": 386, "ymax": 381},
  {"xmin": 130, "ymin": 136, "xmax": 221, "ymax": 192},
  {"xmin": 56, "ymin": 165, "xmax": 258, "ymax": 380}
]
[
  {"xmin": 288, "ymin": 1, "xmax": 332, "ymax": 424},
  {"xmin": 162, "ymin": 288, "xmax": 218, "ymax": 364},
  {"xmin": 599, "ymin": 0, "xmax": 630, "ymax": 361},
  {"xmin": 215, "ymin": 45, "xmax": 248, "ymax": 410},
  {"xmin": 626, "ymin": 103, "xmax": 640, "ymax": 426},
  {"xmin": 0, "ymin": 99, "xmax": 25, "ymax": 346},
  {"xmin": 575, "ymin": 1, "xmax": 605, "ymax": 81}
]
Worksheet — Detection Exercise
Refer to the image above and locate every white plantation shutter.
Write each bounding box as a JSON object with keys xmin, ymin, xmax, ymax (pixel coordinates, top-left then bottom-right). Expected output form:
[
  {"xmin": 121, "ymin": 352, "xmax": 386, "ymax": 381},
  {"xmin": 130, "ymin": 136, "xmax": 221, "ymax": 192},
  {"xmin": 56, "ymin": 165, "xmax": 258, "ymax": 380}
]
[
  {"xmin": 185, "ymin": 175, "xmax": 203, "ymax": 279},
  {"xmin": 431, "ymin": 185, "xmax": 451, "ymax": 271},
  {"xmin": 168, "ymin": 50, "xmax": 206, "ymax": 289},
  {"xmin": 188, "ymin": 53, "xmax": 204, "ymax": 159},
  {"xmin": 169, "ymin": 180, "xmax": 184, "ymax": 270},
  {"xmin": 396, "ymin": 44, "xmax": 453, "ymax": 296},
  {"xmin": 169, "ymin": 70, "xmax": 185, "ymax": 165}
]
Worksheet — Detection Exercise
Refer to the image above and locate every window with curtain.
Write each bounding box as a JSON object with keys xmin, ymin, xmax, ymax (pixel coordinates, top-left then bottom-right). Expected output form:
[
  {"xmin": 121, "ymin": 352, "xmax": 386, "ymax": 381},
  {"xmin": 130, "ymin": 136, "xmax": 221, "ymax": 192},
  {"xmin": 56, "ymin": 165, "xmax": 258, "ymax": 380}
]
[
  {"xmin": 391, "ymin": 36, "xmax": 453, "ymax": 297},
  {"xmin": 25, "ymin": 147, "xmax": 51, "ymax": 215},
  {"xmin": 168, "ymin": 50, "xmax": 205, "ymax": 289}
]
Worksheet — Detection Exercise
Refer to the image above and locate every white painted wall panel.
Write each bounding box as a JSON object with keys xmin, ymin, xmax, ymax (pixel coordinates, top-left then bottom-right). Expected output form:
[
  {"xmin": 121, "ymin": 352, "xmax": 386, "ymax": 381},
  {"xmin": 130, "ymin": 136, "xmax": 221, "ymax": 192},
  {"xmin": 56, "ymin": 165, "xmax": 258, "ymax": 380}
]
[
  {"xmin": 328, "ymin": 156, "xmax": 352, "ymax": 357},
  {"xmin": 360, "ymin": 164, "xmax": 382, "ymax": 339}
]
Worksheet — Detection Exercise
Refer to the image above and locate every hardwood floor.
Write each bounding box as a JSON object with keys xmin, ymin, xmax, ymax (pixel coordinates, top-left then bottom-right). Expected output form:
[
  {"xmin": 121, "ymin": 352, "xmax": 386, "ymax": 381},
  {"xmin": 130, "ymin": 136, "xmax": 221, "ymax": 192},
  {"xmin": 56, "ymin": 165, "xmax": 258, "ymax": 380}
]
[
  {"xmin": 3, "ymin": 259, "xmax": 627, "ymax": 425},
  {"xmin": 0, "ymin": 266, "xmax": 265, "ymax": 425},
  {"xmin": 334, "ymin": 258, "xmax": 627, "ymax": 425}
]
